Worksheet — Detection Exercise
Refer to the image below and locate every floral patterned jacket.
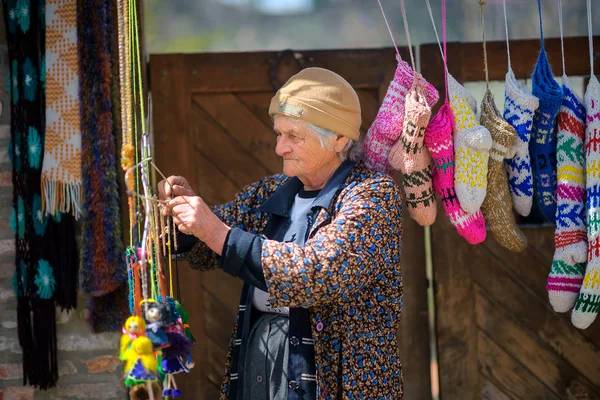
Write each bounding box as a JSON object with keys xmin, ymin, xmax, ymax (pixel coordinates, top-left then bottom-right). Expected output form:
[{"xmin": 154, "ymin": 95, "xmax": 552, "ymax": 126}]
[{"xmin": 185, "ymin": 161, "xmax": 404, "ymax": 399}]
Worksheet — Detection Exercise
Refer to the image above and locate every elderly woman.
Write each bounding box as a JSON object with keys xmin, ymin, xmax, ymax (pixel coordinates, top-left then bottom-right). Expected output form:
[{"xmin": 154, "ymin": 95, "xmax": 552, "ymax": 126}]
[{"xmin": 161, "ymin": 68, "xmax": 404, "ymax": 399}]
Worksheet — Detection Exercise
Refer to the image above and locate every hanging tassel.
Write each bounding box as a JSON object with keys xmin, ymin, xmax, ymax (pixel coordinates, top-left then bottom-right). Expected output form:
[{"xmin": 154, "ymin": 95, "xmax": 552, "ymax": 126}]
[{"xmin": 32, "ymin": 299, "xmax": 59, "ymax": 389}]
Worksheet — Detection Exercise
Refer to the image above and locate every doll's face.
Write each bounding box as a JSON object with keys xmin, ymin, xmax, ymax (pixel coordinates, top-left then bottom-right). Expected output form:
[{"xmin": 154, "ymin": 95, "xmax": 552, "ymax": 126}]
[
  {"xmin": 146, "ymin": 307, "xmax": 160, "ymax": 323},
  {"xmin": 128, "ymin": 320, "xmax": 139, "ymax": 333}
]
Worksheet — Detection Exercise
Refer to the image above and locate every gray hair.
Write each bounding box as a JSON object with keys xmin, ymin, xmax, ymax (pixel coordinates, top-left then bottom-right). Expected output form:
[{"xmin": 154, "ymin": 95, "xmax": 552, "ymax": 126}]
[{"xmin": 304, "ymin": 122, "xmax": 364, "ymax": 163}]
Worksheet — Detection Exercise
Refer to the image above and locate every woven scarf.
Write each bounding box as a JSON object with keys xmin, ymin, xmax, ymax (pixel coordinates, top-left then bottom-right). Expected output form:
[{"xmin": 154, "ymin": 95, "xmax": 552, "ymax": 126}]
[
  {"xmin": 77, "ymin": 0, "xmax": 128, "ymax": 332},
  {"xmin": 41, "ymin": 0, "xmax": 82, "ymax": 218}
]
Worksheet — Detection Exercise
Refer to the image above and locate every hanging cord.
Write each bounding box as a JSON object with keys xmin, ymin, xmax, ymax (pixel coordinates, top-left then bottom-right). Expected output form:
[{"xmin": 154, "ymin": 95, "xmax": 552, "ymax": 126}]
[
  {"xmin": 376, "ymin": 0, "xmax": 401, "ymax": 59},
  {"xmin": 426, "ymin": 0, "xmax": 449, "ymax": 100},
  {"xmin": 587, "ymin": 0, "xmax": 594, "ymax": 76},
  {"xmin": 557, "ymin": 0, "xmax": 566, "ymax": 75},
  {"xmin": 538, "ymin": 0, "xmax": 545, "ymax": 46},
  {"xmin": 480, "ymin": 0, "xmax": 489, "ymax": 89},
  {"xmin": 502, "ymin": 0, "xmax": 511, "ymax": 70},
  {"xmin": 399, "ymin": 0, "xmax": 416, "ymax": 73},
  {"xmin": 425, "ymin": 0, "xmax": 444, "ymax": 61}
]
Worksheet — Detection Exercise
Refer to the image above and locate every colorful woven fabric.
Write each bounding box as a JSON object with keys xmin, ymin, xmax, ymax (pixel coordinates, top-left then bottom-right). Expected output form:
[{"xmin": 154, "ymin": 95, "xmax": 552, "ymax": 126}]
[
  {"xmin": 41, "ymin": 0, "xmax": 82, "ymax": 218},
  {"xmin": 573, "ymin": 75, "xmax": 600, "ymax": 329},
  {"xmin": 448, "ymin": 74, "xmax": 492, "ymax": 214},
  {"xmin": 503, "ymin": 69, "xmax": 539, "ymax": 216},
  {"xmin": 389, "ymin": 74, "xmax": 436, "ymax": 226},
  {"xmin": 78, "ymin": 0, "xmax": 126, "ymax": 331},
  {"xmin": 547, "ymin": 76, "xmax": 587, "ymax": 313},
  {"xmin": 480, "ymin": 90, "xmax": 527, "ymax": 252},
  {"xmin": 424, "ymin": 103, "xmax": 486, "ymax": 244},
  {"xmin": 363, "ymin": 55, "xmax": 438, "ymax": 175}
]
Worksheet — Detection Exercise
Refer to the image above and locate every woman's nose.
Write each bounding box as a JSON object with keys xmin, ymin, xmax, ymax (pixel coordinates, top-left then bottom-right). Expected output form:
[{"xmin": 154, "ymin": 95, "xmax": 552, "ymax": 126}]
[{"xmin": 275, "ymin": 136, "xmax": 291, "ymax": 156}]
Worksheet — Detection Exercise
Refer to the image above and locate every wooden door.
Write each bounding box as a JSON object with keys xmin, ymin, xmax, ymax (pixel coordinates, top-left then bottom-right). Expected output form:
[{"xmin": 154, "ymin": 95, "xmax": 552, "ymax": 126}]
[
  {"xmin": 421, "ymin": 37, "xmax": 600, "ymax": 400},
  {"xmin": 150, "ymin": 48, "xmax": 433, "ymax": 399}
]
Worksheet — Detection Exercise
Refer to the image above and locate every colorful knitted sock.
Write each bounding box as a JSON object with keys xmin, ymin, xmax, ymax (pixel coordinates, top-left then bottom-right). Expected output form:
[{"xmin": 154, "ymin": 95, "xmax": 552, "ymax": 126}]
[
  {"xmin": 530, "ymin": 48, "xmax": 563, "ymax": 223},
  {"xmin": 480, "ymin": 90, "xmax": 527, "ymax": 252},
  {"xmin": 572, "ymin": 75, "xmax": 600, "ymax": 329},
  {"xmin": 503, "ymin": 69, "xmax": 540, "ymax": 216},
  {"xmin": 364, "ymin": 55, "xmax": 439, "ymax": 174},
  {"xmin": 424, "ymin": 102, "xmax": 487, "ymax": 244},
  {"xmin": 448, "ymin": 74, "xmax": 492, "ymax": 214},
  {"xmin": 389, "ymin": 76, "xmax": 436, "ymax": 226},
  {"xmin": 547, "ymin": 76, "xmax": 587, "ymax": 313}
]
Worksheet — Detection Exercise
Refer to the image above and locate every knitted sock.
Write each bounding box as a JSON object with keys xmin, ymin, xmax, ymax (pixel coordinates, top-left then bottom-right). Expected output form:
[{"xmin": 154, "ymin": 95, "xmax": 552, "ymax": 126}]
[
  {"xmin": 480, "ymin": 90, "xmax": 527, "ymax": 252},
  {"xmin": 364, "ymin": 55, "xmax": 439, "ymax": 174},
  {"xmin": 530, "ymin": 48, "xmax": 563, "ymax": 223},
  {"xmin": 424, "ymin": 102, "xmax": 487, "ymax": 244},
  {"xmin": 448, "ymin": 74, "xmax": 492, "ymax": 214},
  {"xmin": 503, "ymin": 68, "xmax": 540, "ymax": 216},
  {"xmin": 548, "ymin": 76, "xmax": 587, "ymax": 313},
  {"xmin": 389, "ymin": 77, "xmax": 436, "ymax": 226},
  {"xmin": 572, "ymin": 75, "xmax": 600, "ymax": 329}
]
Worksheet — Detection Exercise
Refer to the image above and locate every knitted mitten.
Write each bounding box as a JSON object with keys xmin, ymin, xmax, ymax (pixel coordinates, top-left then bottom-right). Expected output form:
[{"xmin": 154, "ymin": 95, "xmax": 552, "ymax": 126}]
[
  {"xmin": 389, "ymin": 75, "xmax": 436, "ymax": 226},
  {"xmin": 503, "ymin": 69, "xmax": 540, "ymax": 216},
  {"xmin": 547, "ymin": 76, "xmax": 587, "ymax": 313},
  {"xmin": 424, "ymin": 102, "xmax": 487, "ymax": 244},
  {"xmin": 480, "ymin": 90, "xmax": 527, "ymax": 252},
  {"xmin": 448, "ymin": 74, "xmax": 493, "ymax": 214},
  {"xmin": 530, "ymin": 48, "xmax": 564, "ymax": 223},
  {"xmin": 364, "ymin": 55, "xmax": 439, "ymax": 174},
  {"xmin": 572, "ymin": 76, "xmax": 600, "ymax": 329}
]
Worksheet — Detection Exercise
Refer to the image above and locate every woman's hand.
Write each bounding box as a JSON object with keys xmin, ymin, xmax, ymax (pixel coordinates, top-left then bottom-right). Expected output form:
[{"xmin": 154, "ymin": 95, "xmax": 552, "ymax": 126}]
[
  {"xmin": 164, "ymin": 195, "xmax": 230, "ymax": 255},
  {"xmin": 157, "ymin": 176, "xmax": 195, "ymax": 200}
]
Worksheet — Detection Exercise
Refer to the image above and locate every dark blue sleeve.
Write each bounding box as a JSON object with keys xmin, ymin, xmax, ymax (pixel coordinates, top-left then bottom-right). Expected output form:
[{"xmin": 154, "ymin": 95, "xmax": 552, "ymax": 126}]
[{"xmin": 219, "ymin": 227, "xmax": 266, "ymax": 291}]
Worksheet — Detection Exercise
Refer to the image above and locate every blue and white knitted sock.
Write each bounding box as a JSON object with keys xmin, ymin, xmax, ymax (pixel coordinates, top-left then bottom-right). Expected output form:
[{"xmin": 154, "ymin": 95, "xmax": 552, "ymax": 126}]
[
  {"xmin": 530, "ymin": 47, "xmax": 563, "ymax": 223},
  {"xmin": 503, "ymin": 69, "xmax": 539, "ymax": 216}
]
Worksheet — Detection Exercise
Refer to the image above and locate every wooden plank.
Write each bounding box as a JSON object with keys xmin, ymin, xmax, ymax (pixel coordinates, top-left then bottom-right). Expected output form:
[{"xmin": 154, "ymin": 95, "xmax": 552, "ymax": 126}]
[
  {"xmin": 189, "ymin": 102, "xmax": 271, "ymax": 188},
  {"xmin": 192, "ymin": 93, "xmax": 281, "ymax": 175},
  {"xmin": 477, "ymin": 330, "xmax": 561, "ymax": 400},
  {"xmin": 481, "ymin": 379, "xmax": 511, "ymax": 400},
  {"xmin": 356, "ymin": 90, "xmax": 379, "ymax": 134},
  {"xmin": 469, "ymin": 243, "xmax": 600, "ymax": 386},
  {"xmin": 235, "ymin": 92, "xmax": 277, "ymax": 131},
  {"xmin": 192, "ymin": 146, "xmax": 240, "ymax": 207},
  {"xmin": 475, "ymin": 286, "xmax": 600, "ymax": 399}
]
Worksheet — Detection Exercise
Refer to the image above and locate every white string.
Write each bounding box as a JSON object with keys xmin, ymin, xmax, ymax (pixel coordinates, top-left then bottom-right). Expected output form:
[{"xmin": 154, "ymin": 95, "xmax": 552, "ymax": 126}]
[
  {"xmin": 376, "ymin": 0, "xmax": 401, "ymax": 59},
  {"xmin": 502, "ymin": 0, "xmax": 511, "ymax": 69},
  {"xmin": 400, "ymin": 0, "xmax": 416, "ymax": 71},
  {"xmin": 558, "ymin": 0, "xmax": 565, "ymax": 75},
  {"xmin": 425, "ymin": 0, "xmax": 444, "ymax": 60},
  {"xmin": 587, "ymin": 0, "xmax": 594, "ymax": 76}
]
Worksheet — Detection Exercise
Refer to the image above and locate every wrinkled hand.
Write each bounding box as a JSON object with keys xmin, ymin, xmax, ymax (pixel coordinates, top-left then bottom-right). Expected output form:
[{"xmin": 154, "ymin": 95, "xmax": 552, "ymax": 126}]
[
  {"xmin": 158, "ymin": 176, "xmax": 195, "ymax": 200},
  {"xmin": 164, "ymin": 195, "xmax": 230, "ymax": 255}
]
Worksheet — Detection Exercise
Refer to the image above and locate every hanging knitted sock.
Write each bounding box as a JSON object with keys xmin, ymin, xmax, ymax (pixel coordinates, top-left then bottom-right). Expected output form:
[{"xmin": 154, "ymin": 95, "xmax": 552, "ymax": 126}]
[
  {"xmin": 363, "ymin": 56, "xmax": 439, "ymax": 174},
  {"xmin": 530, "ymin": 48, "xmax": 563, "ymax": 223},
  {"xmin": 548, "ymin": 76, "xmax": 587, "ymax": 313},
  {"xmin": 572, "ymin": 75, "xmax": 600, "ymax": 328},
  {"xmin": 504, "ymin": 70, "xmax": 540, "ymax": 216},
  {"xmin": 425, "ymin": 103, "xmax": 487, "ymax": 244},
  {"xmin": 480, "ymin": 90, "xmax": 527, "ymax": 252},
  {"xmin": 389, "ymin": 75, "xmax": 436, "ymax": 226},
  {"xmin": 448, "ymin": 74, "xmax": 492, "ymax": 214}
]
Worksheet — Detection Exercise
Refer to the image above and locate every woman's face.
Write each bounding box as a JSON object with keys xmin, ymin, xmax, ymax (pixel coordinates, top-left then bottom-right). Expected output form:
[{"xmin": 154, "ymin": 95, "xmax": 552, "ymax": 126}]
[{"xmin": 274, "ymin": 117, "xmax": 345, "ymax": 179}]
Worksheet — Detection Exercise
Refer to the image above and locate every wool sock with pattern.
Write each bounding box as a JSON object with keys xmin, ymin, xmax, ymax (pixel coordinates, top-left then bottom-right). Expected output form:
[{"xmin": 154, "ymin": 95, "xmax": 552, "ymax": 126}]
[
  {"xmin": 364, "ymin": 55, "xmax": 439, "ymax": 174},
  {"xmin": 503, "ymin": 69, "xmax": 540, "ymax": 216},
  {"xmin": 530, "ymin": 48, "xmax": 564, "ymax": 223},
  {"xmin": 448, "ymin": 74, "xmax": 492, "ymax": 214},
  {"xmin": 572, "ymin": 75, "xmax": 600, "ymax": 329},
  {"xmin": 547, "ymin": 76, "xmax": 587, "ymax": 313},
  {"xmin": 389, "ymin": 76, "xmax": 436, "ymax": 226},
  {"xmin": 425, "ymin": 102, "xmax": 487, "ymax": 244},
  {"xmin": 480, "ymin": 90, "xmax": 527, "ymax": 252}
]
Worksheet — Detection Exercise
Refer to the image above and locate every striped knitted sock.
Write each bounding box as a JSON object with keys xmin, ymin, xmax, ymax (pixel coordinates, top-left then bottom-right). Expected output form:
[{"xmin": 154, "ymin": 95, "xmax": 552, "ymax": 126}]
[
  {"xmin": 572, "ymin": 75, "xmax": 600, "ymax": 329},
  {"xmin": 530, "ymin": 48, "xmax": 563, "ymax": 223},
  {"xmin": 480, "ymin": 90, "xmax": 527, "ymax": 252},
  {"xmin": 548, "ymin": 76, "xmax": 587, "ymax": 313},
  {"xmin": 448, "ymin": 74, "xmax": 492, "ymax": 214},
  {"xmin": 424, "ymin": 102, "xmax": 487, "ymax": 244},
  {"xmin": 364, "ymin": 55, "xmax": 439, "ymax": 174},
  {"xmin": 389, "ymin": 77, "xmax": 436, "ymax": 226},
  {"xmin": 503, "ymin": 69, "xmax": 540, "ymax": 216}
]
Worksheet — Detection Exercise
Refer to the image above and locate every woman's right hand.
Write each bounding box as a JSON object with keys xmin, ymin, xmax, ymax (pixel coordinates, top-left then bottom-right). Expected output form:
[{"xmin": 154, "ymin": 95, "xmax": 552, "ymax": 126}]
[{"xmin": 158, "ymin": 176, "xmax": 195, "ymax": 200}]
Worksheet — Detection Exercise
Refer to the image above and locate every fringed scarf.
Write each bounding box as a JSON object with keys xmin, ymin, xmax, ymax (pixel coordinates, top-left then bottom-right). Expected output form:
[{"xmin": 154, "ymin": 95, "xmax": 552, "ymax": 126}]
[{"xmin": 77, "ymin": 0, "xmax": 128, "ymax": 332}]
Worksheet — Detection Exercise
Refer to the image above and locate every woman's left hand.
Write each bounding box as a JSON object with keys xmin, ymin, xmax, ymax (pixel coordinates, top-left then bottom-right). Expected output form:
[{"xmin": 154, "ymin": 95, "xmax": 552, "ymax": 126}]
[{"xmin": 164, "ymin": 195, "xmax": 230, "ymax": 255}]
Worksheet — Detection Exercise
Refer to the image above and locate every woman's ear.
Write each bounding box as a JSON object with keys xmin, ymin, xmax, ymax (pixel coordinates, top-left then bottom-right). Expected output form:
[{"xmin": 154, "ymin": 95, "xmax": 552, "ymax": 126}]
[{"xmin": 334, "ymin": 135, "xmax": 349, "ymax": 153}]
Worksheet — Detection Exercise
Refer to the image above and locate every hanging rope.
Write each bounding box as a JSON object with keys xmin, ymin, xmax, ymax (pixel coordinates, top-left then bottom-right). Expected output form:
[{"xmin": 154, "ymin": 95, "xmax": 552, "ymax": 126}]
[
  {"xmin": 425, "ymin": 0, "xmax": 444, "ymax": 61},
  {"xmin": 587, "ymin": 0, "xmax": 594, "ymax": 76},
  {"xmin": 502, "ymin": 0, "xmax": 512, "ymax": 70},
  {"xmin": 538, "ymin": 0, "xmax": 545, "ymax": 46},
  {"xmin": 399, "ymin": 0, "xmax": 416, "ymax": 73},
  {"xmin": 425, "ymin": 0, "xmax": 449, "ymax": 100},
  {"xmin": 480, "ymin": 0, "xmax": 489, "ymax": 89},
  {"xmin": 557, "ymin": 0, "xmax": 566, "ymax": 76},
  {"xmin": 376, "ymin": 0, "xmax": 400, "ymax": 59}
]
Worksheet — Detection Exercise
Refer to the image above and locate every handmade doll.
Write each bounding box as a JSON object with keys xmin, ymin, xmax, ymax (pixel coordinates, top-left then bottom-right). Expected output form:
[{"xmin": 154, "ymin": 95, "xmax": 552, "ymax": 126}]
[
  {"xmin": 142, "ymin": 300, "xmax": 170, "ymax": 349},
  {"xmin": 122, "ymin": 336, "xmax": 159, "ymax": 400},
  {"xmin": 120, "ymin": 316, "xmax": 146, "ymax": 360}
]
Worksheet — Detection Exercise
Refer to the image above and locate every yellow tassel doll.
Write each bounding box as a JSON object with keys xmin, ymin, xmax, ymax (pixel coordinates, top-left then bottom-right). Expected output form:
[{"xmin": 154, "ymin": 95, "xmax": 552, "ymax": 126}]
[{"xmin": 120, "ymin": 316, "xmax": 146, "ymax": 361}]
